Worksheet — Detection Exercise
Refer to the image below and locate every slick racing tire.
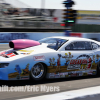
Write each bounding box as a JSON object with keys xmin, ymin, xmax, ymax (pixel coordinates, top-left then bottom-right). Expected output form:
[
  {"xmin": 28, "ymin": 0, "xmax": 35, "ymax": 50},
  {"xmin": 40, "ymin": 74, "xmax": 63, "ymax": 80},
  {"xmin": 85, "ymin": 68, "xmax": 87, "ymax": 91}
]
[
  {"xmin": 97, "ymin": 62, "xmax": 100, "ymax": 76},
  {"xmin": 30, "ymin": 63, "xmax": 46, "ymax": 81}
]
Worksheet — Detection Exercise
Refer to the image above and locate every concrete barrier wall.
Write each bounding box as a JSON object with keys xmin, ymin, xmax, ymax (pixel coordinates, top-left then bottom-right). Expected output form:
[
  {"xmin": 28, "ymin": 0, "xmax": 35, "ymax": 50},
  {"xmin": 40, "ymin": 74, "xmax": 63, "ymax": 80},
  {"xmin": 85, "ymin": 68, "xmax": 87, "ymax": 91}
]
[
  {"xmin": 0, "ymin": 32, "xmax": 65, "ymax": 43},
  {"xmin": 0, "ymin": 32, "xmax": 100, "ymax": 43}
]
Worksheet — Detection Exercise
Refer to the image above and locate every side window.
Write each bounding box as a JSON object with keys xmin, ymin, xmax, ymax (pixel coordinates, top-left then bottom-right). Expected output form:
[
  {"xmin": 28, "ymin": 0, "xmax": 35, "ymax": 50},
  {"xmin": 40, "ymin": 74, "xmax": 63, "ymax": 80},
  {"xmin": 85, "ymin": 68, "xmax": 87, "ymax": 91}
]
[
  {"xmin": 65, "ymin": 43, "xmax": 73, "ymax": 50},
  {"xmin": 65, "ymin": 41, "xmax": 92, "ymax": 50},
  {"xmin": 91, "ymin": 42, "xmax": 99, "ymax": 50},
  {"xmin": 84, "ymin": 41, "xmax": 92, "ymax": 50},
  {"xmin": 45, "ymin": 39, "xmax": 57, "ymax": 43}
]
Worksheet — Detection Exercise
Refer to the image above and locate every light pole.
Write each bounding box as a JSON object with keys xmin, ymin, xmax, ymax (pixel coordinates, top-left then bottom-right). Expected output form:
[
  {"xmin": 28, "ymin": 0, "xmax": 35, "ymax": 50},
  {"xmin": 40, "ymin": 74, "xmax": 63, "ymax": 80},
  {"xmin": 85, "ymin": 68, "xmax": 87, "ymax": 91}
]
[
  {"xmin": 41, "ymin": 0, "xmax": 45, "ymax": 10},
  {"xmin": 41, "ymin": 0, "xmax": 45, "ymax": 16}
]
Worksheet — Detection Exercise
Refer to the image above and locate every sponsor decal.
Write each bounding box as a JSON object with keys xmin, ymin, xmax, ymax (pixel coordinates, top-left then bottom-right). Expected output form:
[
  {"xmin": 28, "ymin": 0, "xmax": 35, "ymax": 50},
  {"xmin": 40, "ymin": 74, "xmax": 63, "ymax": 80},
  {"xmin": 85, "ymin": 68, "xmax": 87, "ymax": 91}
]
[
  {"xmin": 88, "ymin": 70, "xmax": 93, "ymax": 75},
  {"xmin": 0, "ymin": 51, "xmax": 5, "ymax": 55},
  {"xmin": 76, "ymin": 73, "xmax": 79, "ymax": 76},
  {"xmin": 0, "ymin": 51, "xmax": 6, "ymax": 57},
  {"xmin": 0, "ymin": 50, "xmax": 17, "ymax": 58},
  {"xmin": 9, "ymin": 64, "xmax": 30, "ymax": 80},
  {"xmin": 21, "ymin": 76, "xmax": 29, "ymax": 80},
  {"xmin": 65, "ymin": 75, "xmax": 69, "ymax": 77},
  {"xmin": 49, "ymin": 73, "xmax": 55, "ymax": 78},
  {"xmin": 72, "ymin": 74, "xmax": 77, "ymax": 77},
  {"xmin": 16, "ymin": 75, "xmax": 20, "ymax": 80},
  {"xmin": 33, "ymin": 56, "xmax": 45, "ymax": 61},
  {"xmin": 62, "ymin": 52, "xmax": 73, "ymax": 67},
  {"xmin": 60, "ymin": 73, "xmax": 65, "ymax": 78},
  {"xmin": 68, "ymin": 72, "xmax": 73, "ymax": 77},
  {"xmin": 88, "ymin": 73, "xmax": 93, "ymax": 75},
  {"xmin": 21, "ymin": 53, "xmax": 30, "ymax": 55},
  {"xmin": 55, "ymin": 74, "xmax": 60, "ymax": 78},
  {"xmin": 0, "ymin": 52, "xmax": 16, "ymax": 58},
  {"xmin": 64, "ymin": 72, "xmax": 69, "ymax": 77},
  {"xmin": 55, "ymin": 54, "xmax": 62, "ymax": 73},
  {"xmin": 7, "ymin": 53, "xmax": 16, "ymax": 57},
  {"xmin": 67, "ymin": 64, "xmax": 81, "ymax": 70},
  {"xmin": 67, "ymin": 54, "xmax": 92, "ymax": 70},
  {"xmin": 64, "ymin": 72, "xmax": 68, "ymax": 75},
  {"xmin": 92, "ymin": 71, "xmax": 96, "ymax": 75},
  {"xmin": 83, "ymin": 73, "xmax": 88, "ymax": 76},
  {"xmin": 77, "ymin": 54, "xmax": 90, "ymax": 59},
  {"xmin": 21, "ymin": 64, "xmax": 30, "ymax": 75},
  {"xmin": 49, "ymin": 58, "xmax": 56, "ymax": 67},
  {"xmin": 49, "ymin": 76, "xmax": 55, "ymax": 78},
  {"xmin": 15, "ymin": 65, "xmax": 22, "ymax": 74},
  {"xmin": 19, "ymin": 50, "xmax": 34, "ymax": 54},
  {"xmin": 78, "ymin": 71, "xmax": 83, "ymax": 76},
  {"xmin": 68, "ymin": 72, "xmax": 72, "ymax": 75},
  {"xmin": 70, "ymin": 59, "xmax": 87, "ymax": 65},
  {"xmin": 47, "ymin": 53, "xmax": 98, "ymax": 77},
  {"xmin": 71, "ymin": 71, "xmax": 77, "ymax": 77}
]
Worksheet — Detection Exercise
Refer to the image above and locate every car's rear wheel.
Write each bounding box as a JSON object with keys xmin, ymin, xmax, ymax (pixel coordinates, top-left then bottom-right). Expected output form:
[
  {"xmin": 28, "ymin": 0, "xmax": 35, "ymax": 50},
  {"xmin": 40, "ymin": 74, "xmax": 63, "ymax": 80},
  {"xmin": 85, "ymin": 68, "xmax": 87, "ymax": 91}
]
[
  {"xmin": 30, "ymin": 63, "xmax": 46, "ymax": 81},
  {"xmin": 96, "ymin": 62, "xmax": 100, "ymax": 76}
]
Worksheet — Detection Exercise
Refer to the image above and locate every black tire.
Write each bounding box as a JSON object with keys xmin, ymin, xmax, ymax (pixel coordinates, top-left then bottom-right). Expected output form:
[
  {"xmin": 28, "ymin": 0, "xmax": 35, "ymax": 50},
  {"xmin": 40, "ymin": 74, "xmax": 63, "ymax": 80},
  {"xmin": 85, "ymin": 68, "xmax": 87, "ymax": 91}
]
[
  {"xmin": 30, "ymin": 63, "xmax": 46, "ymax": 81},
  {"xmin": 96, "ymin": 62, "xmax": 100, "ymax": 76}
]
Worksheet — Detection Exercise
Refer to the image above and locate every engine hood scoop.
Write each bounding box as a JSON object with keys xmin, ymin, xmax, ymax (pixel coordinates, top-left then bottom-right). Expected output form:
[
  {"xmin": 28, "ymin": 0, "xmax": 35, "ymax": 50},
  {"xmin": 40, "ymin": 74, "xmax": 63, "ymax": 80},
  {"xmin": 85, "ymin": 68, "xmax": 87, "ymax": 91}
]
[{"xmin": 9, "ymin": 39, "xmax": 40, "ymax": 50}]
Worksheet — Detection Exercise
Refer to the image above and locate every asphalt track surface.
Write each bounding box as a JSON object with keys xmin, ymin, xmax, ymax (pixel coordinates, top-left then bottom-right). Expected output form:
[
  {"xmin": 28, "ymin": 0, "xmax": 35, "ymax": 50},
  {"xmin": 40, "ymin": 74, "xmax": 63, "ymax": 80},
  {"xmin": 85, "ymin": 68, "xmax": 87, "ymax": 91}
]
[{"xmin": 0, "ymin": 44, "xmax": 100, "ymax": 100}]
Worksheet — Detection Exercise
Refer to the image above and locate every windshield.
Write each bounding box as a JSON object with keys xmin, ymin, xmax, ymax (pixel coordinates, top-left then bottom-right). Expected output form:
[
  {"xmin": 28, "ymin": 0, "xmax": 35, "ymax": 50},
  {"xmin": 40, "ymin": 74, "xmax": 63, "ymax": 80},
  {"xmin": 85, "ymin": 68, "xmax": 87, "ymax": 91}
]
[{"xmin": 39, "ymin": 38, "xmax": 67, "ymax": 50}]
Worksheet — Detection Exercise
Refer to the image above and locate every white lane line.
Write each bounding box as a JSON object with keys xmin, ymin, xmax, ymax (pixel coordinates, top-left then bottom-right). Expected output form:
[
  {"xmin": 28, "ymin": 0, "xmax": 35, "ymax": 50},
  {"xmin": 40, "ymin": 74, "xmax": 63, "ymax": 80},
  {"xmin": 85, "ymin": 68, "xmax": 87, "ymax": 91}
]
[{"xmin": 17, "ymin": 86, "xmax": 100, "ymax": 100}]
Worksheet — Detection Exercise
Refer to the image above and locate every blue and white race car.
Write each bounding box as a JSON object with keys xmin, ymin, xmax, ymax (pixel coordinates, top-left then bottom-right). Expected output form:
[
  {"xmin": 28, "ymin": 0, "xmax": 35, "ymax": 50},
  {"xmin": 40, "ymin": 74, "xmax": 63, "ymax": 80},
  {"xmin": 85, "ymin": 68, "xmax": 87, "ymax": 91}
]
[{"xmin": 0, "ymin": 36, "xmax": 100, "ymax": 81}]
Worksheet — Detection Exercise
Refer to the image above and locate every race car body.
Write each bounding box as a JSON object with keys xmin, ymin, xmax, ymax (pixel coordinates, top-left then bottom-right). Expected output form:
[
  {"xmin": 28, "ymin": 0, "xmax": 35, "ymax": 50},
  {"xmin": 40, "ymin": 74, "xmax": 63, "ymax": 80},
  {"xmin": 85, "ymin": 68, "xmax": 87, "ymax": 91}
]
[{"xmin": 0, "ymin": 36, "xmax": 100, "ymax": 81}]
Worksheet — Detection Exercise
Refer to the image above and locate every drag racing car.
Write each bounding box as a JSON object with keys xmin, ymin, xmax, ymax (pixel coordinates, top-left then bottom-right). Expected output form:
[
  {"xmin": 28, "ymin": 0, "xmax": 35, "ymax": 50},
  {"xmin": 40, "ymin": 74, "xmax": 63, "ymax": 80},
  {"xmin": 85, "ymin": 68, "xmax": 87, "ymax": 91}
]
[{"xmin": 0, "ymin": 36, "xmax": 100, "ymax": 81}]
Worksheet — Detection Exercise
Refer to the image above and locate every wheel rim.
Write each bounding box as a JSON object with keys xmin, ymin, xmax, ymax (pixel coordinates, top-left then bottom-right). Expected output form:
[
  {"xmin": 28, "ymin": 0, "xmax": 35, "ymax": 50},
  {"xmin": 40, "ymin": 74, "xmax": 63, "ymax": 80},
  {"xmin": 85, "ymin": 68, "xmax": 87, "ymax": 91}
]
[{"xmin": 31, "ymin": 63, "xmax": 44, "ymax": 79}]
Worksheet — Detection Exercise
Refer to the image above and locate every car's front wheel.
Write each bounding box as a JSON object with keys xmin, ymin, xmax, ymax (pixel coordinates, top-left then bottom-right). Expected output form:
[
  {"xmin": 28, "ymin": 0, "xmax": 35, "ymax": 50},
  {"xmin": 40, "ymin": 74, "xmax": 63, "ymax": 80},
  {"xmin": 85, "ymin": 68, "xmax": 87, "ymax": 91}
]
[{"xmin": 30, "ymin": 63, "xmax": 46, "ymax": 81}]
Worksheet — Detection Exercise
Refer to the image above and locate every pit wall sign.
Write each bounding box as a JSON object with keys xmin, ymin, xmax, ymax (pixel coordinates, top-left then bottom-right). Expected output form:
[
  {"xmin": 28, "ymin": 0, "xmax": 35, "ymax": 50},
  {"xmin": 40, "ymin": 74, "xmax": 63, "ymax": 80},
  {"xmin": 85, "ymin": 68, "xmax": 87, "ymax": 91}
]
[{"xmin": 1, "ymin": 33, "xmax": 100, "ymax": 43}]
